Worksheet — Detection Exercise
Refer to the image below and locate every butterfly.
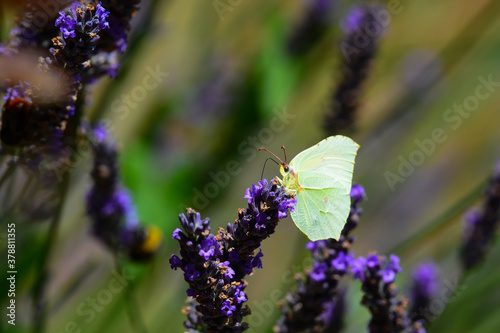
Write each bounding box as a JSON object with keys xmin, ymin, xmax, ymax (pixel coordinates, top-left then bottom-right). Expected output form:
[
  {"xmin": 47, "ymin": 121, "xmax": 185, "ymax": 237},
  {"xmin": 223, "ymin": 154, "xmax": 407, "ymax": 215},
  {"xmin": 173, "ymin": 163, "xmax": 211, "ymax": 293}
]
[{"xmin": 260, "ymin": 135, "xmax": 359, "ymax": 241}]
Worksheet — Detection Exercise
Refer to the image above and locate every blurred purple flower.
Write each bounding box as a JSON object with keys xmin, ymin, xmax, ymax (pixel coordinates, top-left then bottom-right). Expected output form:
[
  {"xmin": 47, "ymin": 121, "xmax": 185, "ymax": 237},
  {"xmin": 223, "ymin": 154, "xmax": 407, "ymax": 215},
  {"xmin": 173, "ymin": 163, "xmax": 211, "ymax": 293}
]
[
  {"xmin": 461, "ymin": 161, "xmax": 500, "ymax": 270},
  {"xmin": 409, "ymin": 262, "xmax": 439, "ymax": 326},
  {"xmin": 325, "ymin": 4, "xmax": 386, "ymax": 134}
]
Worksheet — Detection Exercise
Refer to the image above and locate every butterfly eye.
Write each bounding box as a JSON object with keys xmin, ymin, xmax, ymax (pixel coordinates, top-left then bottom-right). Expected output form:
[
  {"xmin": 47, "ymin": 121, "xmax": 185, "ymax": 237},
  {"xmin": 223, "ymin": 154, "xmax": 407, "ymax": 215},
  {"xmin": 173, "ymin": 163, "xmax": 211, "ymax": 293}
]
[{"xmin": 283, "ymin": 165, "xmax": 289, "ymax": 173}]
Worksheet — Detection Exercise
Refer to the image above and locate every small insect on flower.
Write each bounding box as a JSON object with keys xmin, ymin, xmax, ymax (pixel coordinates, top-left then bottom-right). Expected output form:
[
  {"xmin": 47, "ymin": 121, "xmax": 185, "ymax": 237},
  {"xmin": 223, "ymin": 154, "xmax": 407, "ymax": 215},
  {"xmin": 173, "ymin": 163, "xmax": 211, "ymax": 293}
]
[
  {"xmin": 259, "ymin": 135, "xmax": 359, "ymax": 241},
  {"xmin": 126, "ymin": 225, "xmax": 163, "ymax": 262},
  {"xmin": 1, "ymin": 97, "xmax": 31, "ymax": 146}
]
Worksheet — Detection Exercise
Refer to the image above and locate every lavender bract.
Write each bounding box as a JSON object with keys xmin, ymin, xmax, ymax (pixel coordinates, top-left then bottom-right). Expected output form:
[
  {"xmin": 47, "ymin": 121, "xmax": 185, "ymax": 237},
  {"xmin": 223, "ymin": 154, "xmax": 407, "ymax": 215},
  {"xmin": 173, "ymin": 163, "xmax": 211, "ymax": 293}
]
[
  {"xmin": 274, "ymin": 184, "xmax": 364, "ymax": 333},
  {"xmin": 170, "ymin": 179, "xmax": 296, "ymax": 332}
]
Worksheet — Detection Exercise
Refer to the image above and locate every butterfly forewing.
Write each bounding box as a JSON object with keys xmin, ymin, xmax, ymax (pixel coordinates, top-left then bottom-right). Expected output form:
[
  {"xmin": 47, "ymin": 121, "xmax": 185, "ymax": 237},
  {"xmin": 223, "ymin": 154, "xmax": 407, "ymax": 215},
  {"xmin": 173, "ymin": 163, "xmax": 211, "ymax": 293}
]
[{"xmin": 290, "ymin": 135, "xmax": 359, "ymax": 193}]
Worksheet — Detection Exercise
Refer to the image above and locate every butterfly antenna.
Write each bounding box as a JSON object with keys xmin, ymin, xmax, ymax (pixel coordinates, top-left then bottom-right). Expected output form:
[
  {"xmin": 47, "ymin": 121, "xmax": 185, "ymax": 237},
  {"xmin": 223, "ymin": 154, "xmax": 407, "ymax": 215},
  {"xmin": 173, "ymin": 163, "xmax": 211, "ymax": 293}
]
[
  {"xmin": 261, "ymin": 158, "xmax": 280, "ymax": 180},
  {"xmin": 257, "ymin": 148, "xmax": 285, "ymax": 165},
  {"xmin": 280, "ymin": 146, "xmax": 288, "ymax": 164}
]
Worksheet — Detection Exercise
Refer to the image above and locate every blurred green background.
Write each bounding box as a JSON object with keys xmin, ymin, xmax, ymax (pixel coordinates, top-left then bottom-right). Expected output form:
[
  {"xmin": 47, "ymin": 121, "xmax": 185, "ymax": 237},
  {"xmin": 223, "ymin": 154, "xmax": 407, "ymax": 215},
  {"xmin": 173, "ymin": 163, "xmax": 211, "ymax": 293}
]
[{"xmin": 2, "ymin": 0, "xmax": 500, "ymax": 332}]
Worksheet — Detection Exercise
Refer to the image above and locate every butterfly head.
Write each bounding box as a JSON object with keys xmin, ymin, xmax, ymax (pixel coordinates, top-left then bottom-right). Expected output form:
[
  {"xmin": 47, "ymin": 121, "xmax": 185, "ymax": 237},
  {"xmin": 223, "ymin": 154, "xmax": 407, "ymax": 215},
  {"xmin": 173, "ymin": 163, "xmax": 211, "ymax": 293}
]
[
  {"xmin": 258, "ymin": 145, "xmax": 293, "ymax": 180},
  {"xmin": 280, "ymin": 163, "xmax": 293, "ymax": 177}
]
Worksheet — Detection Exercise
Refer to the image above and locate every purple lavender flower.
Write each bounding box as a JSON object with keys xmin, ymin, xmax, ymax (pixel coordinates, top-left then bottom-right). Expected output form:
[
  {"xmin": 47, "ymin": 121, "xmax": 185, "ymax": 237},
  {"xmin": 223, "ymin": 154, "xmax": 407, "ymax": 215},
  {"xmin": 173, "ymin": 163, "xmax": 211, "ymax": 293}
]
[
  {"xmin": 341, "ymin": 5, "xmax": 365, "ymax": 34},
  {"xmin": 409, "ymin": 262, "xmax": 439, "ymax": 325},
  {"xmin": 84, "ymin": 0, "xmax": 142, "ymax": 79},
  {"xmin": 52, "ymin": 2, "xmax": 110, "ymax": 81},
  {"xmin": 460, "ymin": 162, "xmax": 500, "ymax": 270},
  {"xmin": 170, "ymin": 179, "xmax": 295, "ymax": 331},
  {"xmin": 86, "ymin": 126, "xmax": 132, "ymax": 249},
  {"xmin": 351, "ymin": 254, "xmax": 424, "ymax": 333},
  {"xmin": 325, "ymin": 4, "xmax": 386, "ymax": 134},
  {"xmin": 275, "ymin": 184, "xmax": 364, "ymax": 333},
  {"xmin": 350, "ymin": 183, "xmax": 365, "ymax": 204}
]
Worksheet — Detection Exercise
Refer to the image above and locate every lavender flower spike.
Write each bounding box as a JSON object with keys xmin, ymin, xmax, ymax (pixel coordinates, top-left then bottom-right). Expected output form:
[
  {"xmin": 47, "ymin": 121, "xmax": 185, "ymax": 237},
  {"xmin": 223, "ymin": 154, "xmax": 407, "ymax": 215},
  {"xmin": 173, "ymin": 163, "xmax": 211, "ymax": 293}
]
[
  {"xmin": 460, "ymin": 161, "xmax": 500, "ymax": 270},
  {"xmin": 87, "ymin": 125, "xmax": 161, "ymax": 260},
  {"xmin": 170, "ymin": 179, "xmax": 296, "ymax": 332},
  {"xmin": 351, "ymin": 254, "xmax": 426, "ymax": 333},
  {"xmin": 325, "ymin": 4, "xmax": 386, "ymax": 134},
  {"xmin": 52, "ymin": 2, "xmax": 110, "ymax": 81},
  {"xmin": 275, "ymin": 184, "xmax": 365, "ymax": 333}
]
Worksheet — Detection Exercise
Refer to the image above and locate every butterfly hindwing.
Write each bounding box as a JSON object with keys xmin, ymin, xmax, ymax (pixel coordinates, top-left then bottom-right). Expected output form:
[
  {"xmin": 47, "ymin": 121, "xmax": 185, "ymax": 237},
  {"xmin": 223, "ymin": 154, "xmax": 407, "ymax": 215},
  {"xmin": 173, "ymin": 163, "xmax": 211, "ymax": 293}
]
[{"xmin": 289, "ymin": 171, "xmax": 351, "ymax": 241}]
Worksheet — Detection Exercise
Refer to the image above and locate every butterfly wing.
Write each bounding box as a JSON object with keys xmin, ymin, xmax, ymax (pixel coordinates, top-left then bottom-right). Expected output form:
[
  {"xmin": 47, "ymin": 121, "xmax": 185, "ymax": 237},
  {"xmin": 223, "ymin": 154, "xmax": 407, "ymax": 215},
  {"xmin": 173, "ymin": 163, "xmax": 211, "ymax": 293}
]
[
  {"xmin": 291, "ymin": 172, "xmax": 350, "ymax": 241},
  {"xmin": 290, "ymin": 135, "xmax": 359, "ymax": 193},
  {"xmin": 288, "ymin": 135, "xmax": 358, "ymax": 240}
]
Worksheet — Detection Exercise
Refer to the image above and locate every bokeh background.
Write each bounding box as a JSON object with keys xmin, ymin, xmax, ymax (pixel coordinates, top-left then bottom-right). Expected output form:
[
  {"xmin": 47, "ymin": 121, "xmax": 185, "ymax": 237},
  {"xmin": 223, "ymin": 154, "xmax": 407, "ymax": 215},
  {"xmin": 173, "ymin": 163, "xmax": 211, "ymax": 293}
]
[{"xmin": 2, "ymin": 0, "xmax": 500, "ymax": 332}]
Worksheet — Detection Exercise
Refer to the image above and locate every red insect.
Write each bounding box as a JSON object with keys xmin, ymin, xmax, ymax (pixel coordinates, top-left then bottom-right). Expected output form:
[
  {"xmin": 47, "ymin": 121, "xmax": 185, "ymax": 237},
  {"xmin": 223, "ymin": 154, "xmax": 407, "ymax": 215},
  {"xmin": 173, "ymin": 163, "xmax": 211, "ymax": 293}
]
[{"xmin": 1, "ymin": 97, "xmax": 31, "ymax": 146}]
